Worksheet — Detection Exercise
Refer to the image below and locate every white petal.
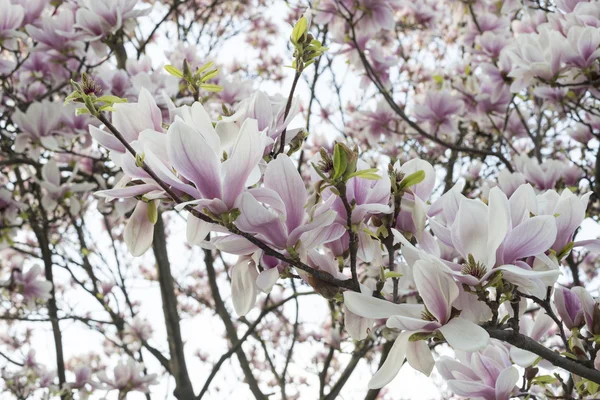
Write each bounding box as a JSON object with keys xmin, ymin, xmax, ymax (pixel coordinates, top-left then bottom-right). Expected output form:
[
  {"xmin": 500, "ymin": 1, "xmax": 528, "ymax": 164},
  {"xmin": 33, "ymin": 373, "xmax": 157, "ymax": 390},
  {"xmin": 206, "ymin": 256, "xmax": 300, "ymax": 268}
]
[
  {"xmin": 368, "ymin": 331, "xmax": 412, "ymax": 389},
  {"xmin": 186, "ymin": 214, "xmax": 213, "ymax": 246},
  {"xmin": 495, "ymin": 366, "xmax": 519, "ymax": 400},
  {"xmin": 124, "ymin": 201, "xmax": 155, "ymax": 257},
  {"xmin": 230, "ymin": 259, "xmax": 259, "ymax": 316},
  {"xmin": 256, "ymin": 268, "xmax": 279, "ymax": 293},
  {"xmin": 437, "ymin": 318, "xmax": 489, "ymax": 352},
  {"xmin": 406, "ymin": 340, "xmax": 434, "ymax": 376}
]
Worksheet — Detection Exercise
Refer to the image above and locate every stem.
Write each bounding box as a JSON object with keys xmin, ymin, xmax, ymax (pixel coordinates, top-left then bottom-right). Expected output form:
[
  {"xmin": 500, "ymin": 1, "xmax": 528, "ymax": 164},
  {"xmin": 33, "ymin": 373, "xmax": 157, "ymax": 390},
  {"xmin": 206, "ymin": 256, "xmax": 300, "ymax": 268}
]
[
  {"xmin": 339, "ymin": 182, "xmax": 359, "ymax": 287},
  {"xmin": 153, "ymin": 214, "xmax": 195, "ymax": 399},
  {"xmin": 275, "ymin": 70, "xmax": 301, "ymax": 157},
  {"xmin": 487, "ymin": 329, "xmax": 600, "ymax": 384},
  {"xmin": 199, "ymin": 248, "xmax": 266, "ymax": 400}
]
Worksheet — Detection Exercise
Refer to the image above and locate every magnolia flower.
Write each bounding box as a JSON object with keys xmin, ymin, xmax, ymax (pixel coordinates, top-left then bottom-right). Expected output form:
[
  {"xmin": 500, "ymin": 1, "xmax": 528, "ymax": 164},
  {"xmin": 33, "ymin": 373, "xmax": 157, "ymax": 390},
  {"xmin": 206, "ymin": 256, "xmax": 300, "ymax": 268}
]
[
  {"xmin": 14, "ymin": 265, "xmax": 52, "ymax": 305},
  {"xmin": 39, "ymin": 160, "xmax": 95, "ymax": 213},
  {"xmin": 344, "ymin": 258, "xmax": 489, "ymax": 388},
  {"xmin": 11, "ymin": 0, "xmax": 47, "ymax": 26},
  {"xmin": 168, "ymin": 106, "xmax": 271, "ymax": 215},
  {"xmin": 0, "ymin": 0, "xmax": 25, "ymax": 43},
  {"xmin": 438, "ymin": 340, "xmax": 519, "ymax": 400},
  {"xmin": 355, "ymin": 0, "xmax": 395, "ymax": 34},
  {"xmin": 123, "ymin": 200, "xmax": 157, "ymax": 257},
  {"xmin": 218, "ymin": 154, "xmax": 345, "ymax": 296},
  {"xmin": 425, "ymin": 186, "xmax": 561, "ymax": 297},
  {"xmin": 572, "ymin": 286, "xmax": 600, "ymax": 335},
  {"xmin": 26, "ymin": 8, "xmax": 83, "ymax": 53},
  {"xmin": 413, "ymin": 90, "xmax": 464, "ymax": 137},
  {"xmin": 220, "ymin": 90, "xmax": 301, "ymax": 146},
  {"xmin": 515, "ymin": 155, "xmax": 565, "ymax": 190},
  {"xmin": 75, "ymin": 0, "xmax": 150, "ymax": 43},
  {"xmin": 12, "ymin": 100, "xmax": 64, "ymax": 152},
  {"xmin": 565, "ymin": 26, "xmax": 600, "ymax": 68},
  {"xmin": 536, "ymin": 188, "xmax": 592, "ymax": 252},
  {"xmin": 505, "ymin": 27, "xmax": 569, "ymax": 92},
  {"xmin": 96, "ymin": 359, "xmax": 157, "ymax": 393},
  {"xmin": 320, "ymin": 166, "xmax": 392, "ymax": 263},
  {"xmin": 554, "ymin": 287, "xmax": 584, "ymax": 330}
]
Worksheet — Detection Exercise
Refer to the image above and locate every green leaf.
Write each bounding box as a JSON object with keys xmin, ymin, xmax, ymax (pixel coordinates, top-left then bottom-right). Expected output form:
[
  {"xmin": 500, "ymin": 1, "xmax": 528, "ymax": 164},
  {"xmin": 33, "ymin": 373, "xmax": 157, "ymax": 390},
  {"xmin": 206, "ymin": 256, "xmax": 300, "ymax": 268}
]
[
  {"xmin": 332, "ymin": 144, "xmax": 347, "ymax": 180},
  {"xmin": 200, "ymin": 68, "xmax": 220, "ymax": 82},
  {"xmin": 147, "ymin": 201, "xmax": 158, "ymax": 225},
  {"xmin": 199, "ymin": 84, "xmax": 223, "ymax": 93},
  {"xmin": 98, "ymin": 105, "xmax": 117, "ymax": 112},
  {"xmin": 399, "ymin": 170, "xmax": 426, "ymax": 190},
  {"xmin": 64, "ymin": 91, "xmax": 82, "ymax": 105},
  {"xmin": 433, "ymin": 75, "xmax": 444, "ymax": 84},
  {"xmin": 384, "ymin": 271, "xmax": 403, "ymax": 279},
  {"xmin": 75, "ymin": 108, "xmax": 90, "ymax": 115},
  {"xmin": 164, "ymin": 65, "xmax": 184, "ymax": 78},
  {"xmin": 290, "ymin": 16, "xmax": 307, "ymax": 44},
  {"xmin": 532, "ymin": 375, "xmax": 558, "ymax": 384},
  {"xmin": 195, "ymin": 61, "xmax": 214, "ymax": 76},
  {"xmin": 96, "ymin": 95, "xmax": 127, "ymax": 104},
  {"xmin": 346, "ymin": 168, "xmax": 382, "ymax": 180}
]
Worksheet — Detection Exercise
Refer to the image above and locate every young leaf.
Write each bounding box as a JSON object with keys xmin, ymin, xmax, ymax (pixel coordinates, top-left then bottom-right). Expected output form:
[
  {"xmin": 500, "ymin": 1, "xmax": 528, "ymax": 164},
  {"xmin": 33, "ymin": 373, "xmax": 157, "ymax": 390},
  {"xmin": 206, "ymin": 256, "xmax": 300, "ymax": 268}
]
[
  {"xmin": 399, "ymin": 170, "xmax": 425, "ymax": 190},
  {"xmin": 291, "ymin": 16, "xmax": 307, "ymax": 44},
  {"xmin": 164, "ymin": 65, "xmax": 184, "ymax": 78}
]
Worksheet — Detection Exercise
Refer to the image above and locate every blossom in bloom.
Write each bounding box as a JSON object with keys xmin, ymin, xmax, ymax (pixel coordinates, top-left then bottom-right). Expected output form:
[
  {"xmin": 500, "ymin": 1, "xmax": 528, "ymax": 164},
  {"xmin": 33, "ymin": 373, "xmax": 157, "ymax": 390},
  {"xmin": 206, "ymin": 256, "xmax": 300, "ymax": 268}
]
[
  {"xmin": 39, "ymin": 159, "xmax": 95, "ymax": 213},
  {"xmin": 12, "ymin": 100, "xmax": 64, "ymax": 152},
  {"xmin": 437, "ymin": 340, "xmax": 520, "ymax": 400},
  {"xmin": 412, "ymin": 89, "xmax": 464, "ymax": 137},
  {"xmin": 344, "ymin": 258, "xmax": 489, "ymax": 388},
  {"xmin": 0, "ymin": 0, "xmax": 25, "ymax": 44},
  {"xmin": 96, "ymin": 359, "xmax": 157, "ymax": 394},
  {"xmin": 13, "ymin": 265, "xmax": 52, "ymax": 305},
  {"xmin": 515, "ymin": 155, "xmax": 566, "ymax": 190},
  {"xmin": 75, "ymin": 0, "xmax": 150, "ymax": 43},
  {"xmin": 424, "ymin": 185, "xmax": 561, "ymax": 297},
  {"xmin": 220, "ymin": 90, "xmax": 301, "ymax": 146}
]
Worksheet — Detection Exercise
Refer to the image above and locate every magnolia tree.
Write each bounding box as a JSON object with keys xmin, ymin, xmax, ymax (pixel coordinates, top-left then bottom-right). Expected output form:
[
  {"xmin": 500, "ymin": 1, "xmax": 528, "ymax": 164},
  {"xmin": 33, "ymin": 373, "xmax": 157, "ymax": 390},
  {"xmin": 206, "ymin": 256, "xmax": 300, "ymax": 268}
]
[{"xmin": 1, "ymin": 0, "xmax": 600, "ymax": 399}]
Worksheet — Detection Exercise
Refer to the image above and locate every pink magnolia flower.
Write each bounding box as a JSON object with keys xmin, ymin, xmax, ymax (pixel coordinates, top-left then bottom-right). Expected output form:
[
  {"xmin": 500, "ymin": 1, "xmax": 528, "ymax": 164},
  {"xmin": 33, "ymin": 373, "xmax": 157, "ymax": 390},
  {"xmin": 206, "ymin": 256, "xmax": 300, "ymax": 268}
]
[
  {"xmin": 424, "ymin": 186, "xmax": 560, "ymax": 297},
  {"xmin": 220, "ymin": 90, "xmax": 301, "ymax": 145},
  {"xmin": 394, "ymin": 158, "xmax": 436, "ymax": 241},
  {"xmin": 344, "ymin": 258, "xmax": 489, "ymax": 388},
  {"xmin": 355, "ymin": 0, "xmax": 395, "ymax": 34},
  {"xmin": 0, "ymin": 0, "xmax": 25, "ymax": 43},
  {"xmin": 39, "ymin": 159, "xmax": 95, "ymax": 213},
  {"xmin": 12, "ymin": 100, "xmax": 64, "ymax": 152},
  {"xmin": 564, "ymin": 25, "xmax": 600, "ymax": 68},
  {"xmin": 515, "ymin": 155, "xmax": 565, "ymax": 190},
  {"xmin": 437, "ymin": 340, "xmax": 520, "ymax": 400},
  {"xmin": 413, "ymin": 89, "xmax": 464, "ymax": 137},
  {"xmin": 26, "ymin": 7, "xmax": 83, "ymax": 53},
  {"xmin": 75, "ymin": 0, "xmax": 150, "ymax": 42},
  {"xmin": 504, "ymin": 27, "xmax": 569, "ymax": 92},
  {"xmin": 554, "ymin": 286, "xmax": 585, "ymax": 330},
  {"xmin": 11, "ymin": 0, "xmax": 48, "ymax": 26},
  {"xmin": 13, "ymin": 265, "xmax": 52, "ymax": 305},
  {"xmin": 535, "ymin": 188, "xmax": 592, "ymax": 252},
  {"xmin": 96, "ymin": 359, "xmax": 157, "ymax": 394}
]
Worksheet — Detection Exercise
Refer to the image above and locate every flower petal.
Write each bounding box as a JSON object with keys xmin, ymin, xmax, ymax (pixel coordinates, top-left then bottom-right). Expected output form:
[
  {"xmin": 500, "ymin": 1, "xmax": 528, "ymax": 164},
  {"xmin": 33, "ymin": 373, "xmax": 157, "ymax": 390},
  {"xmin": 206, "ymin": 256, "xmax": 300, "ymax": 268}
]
[
  {"xmin": 437, "ymin": 318, "xmax": 489, "ymax": 352},
  {"xmin": 368, "ymin": 331, "xmax": 412, "ymax": 389},
  {"xmin": 231, "ymin": 258, "xmax": 259, "ymax": 316}
]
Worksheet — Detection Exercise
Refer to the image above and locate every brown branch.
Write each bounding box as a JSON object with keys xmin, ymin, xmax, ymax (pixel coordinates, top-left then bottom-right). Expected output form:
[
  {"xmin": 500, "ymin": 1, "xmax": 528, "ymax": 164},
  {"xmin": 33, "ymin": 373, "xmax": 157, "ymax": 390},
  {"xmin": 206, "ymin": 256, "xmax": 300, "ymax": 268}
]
[
  {"xmin": 153, "ymin": 213, "xmax": 195, "ymax": 399},
  {"xmin": 199, "ymin": 247, "xmax": 266, "ymax": 400},
  {"xmin": 487, "ymin": 329, "xmax": 600, "ymax": 384}
]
